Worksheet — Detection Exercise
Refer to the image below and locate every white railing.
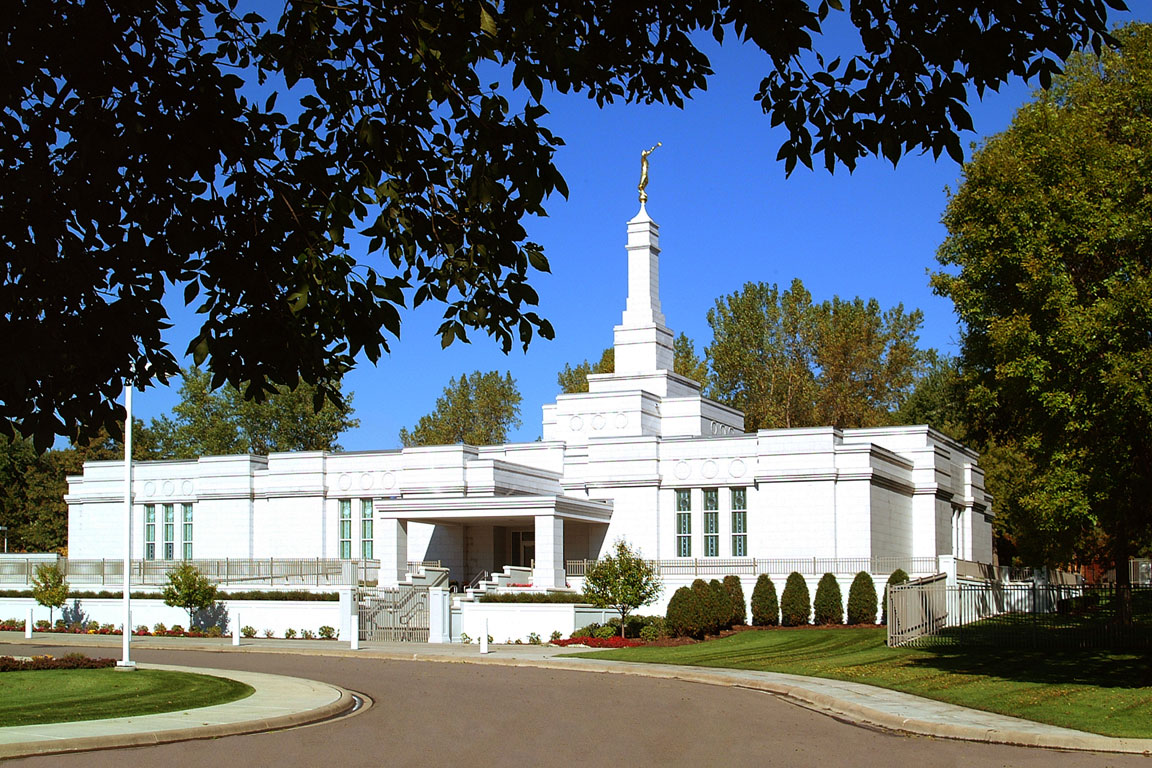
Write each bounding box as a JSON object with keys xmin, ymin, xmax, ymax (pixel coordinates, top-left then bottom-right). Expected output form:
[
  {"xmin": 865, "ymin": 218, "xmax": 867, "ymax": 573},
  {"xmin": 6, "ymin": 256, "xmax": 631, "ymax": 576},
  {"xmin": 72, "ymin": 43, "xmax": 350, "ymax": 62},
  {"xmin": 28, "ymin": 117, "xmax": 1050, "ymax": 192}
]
[
  {"xmin": 887, "ymin": 573, "xmax": 949, "ymax": 646},
  {"xmin": 0, "ymin": 557, "xmax": 382, "ymax": 588},
  {"xmin": 565, "ymin": 556, "xmax": 939, "ymax": 579}
]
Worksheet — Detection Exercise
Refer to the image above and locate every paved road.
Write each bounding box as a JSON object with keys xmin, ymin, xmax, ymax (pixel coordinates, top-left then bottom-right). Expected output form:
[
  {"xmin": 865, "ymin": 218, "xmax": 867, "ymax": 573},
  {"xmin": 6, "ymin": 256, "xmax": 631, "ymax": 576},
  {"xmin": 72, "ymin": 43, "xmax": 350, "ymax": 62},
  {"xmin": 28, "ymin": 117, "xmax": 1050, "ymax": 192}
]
[{"xmin": 3, "ymin": 643, "xmax": 1146, "ymax": 768}]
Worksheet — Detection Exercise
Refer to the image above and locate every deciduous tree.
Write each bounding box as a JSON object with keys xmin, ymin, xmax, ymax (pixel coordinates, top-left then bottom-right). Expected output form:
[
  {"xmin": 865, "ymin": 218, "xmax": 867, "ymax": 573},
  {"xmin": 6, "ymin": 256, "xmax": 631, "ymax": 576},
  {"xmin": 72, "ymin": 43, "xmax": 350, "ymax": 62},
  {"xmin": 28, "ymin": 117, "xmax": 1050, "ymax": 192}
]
[
  {"xmin": 30, "ymin": 562, "xmax": 68, "ymax": 625},
  {"xmin": 933, "ymin": 23, "xmax": 1152, "ymax": 590},
  {"xmin": 3, "ymin": 1, "xmax": 1122, "ymax": 451},
  {"xmin": 583, "ymin": 540, "xmax": 662, "ymax": 637},
  {"xmin": 399, "ymin": 371, "xmax": 521, "ymax": 447},
  {"xmin": 162, "ymin": 563, "xmax": 220, "ymax": 628},
  {"xmin": 706, "ymin": 279, "xmax": 926, "ymax": 430}
]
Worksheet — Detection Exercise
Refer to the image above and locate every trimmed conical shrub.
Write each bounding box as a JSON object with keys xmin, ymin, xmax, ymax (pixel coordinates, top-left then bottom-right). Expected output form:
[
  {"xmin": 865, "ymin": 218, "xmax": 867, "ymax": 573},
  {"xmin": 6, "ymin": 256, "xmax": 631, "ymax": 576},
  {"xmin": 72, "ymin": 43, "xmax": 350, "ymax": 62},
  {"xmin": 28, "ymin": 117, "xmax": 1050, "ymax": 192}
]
[
  {"xmin": 708, "ymin": 578, "xmax": 731, "ymax": 632},
  {"xmin": 813, "ymin": 572, "xmax": 843, "ymax": 625},
  {"xmin": 780, "ymin": 572, "xmax": 811, "ymax": 626},
  {"xmin": 847, "ymin": 571, "xmax": 878, "ymax": 625},
  {"xmin": 881, "ymin": 569, "xmax": 910, "ymax": 625},
  {"xmin": 723, "ymin": 575, "xmax": 747, "ymax": 626},
  {"xmin": 666, "ymin": 585, "xmax": 699, "ymax": 638},
  {"xmin": 691, "ymin": 579, "xmax": 717, "ymax": 636},
  {"xmin": 750, "ymin": 574, "xmax": 779, "ymax": 626}
]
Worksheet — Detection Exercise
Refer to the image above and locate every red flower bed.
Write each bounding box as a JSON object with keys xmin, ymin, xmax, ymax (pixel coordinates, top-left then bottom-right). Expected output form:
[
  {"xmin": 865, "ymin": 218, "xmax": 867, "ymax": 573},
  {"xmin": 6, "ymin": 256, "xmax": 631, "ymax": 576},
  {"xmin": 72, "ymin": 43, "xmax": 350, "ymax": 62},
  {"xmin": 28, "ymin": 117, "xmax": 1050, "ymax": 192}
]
[
  {"xmin": 0, "ymin": 653, "xmax": 116, "ymax": 672},
  {"xmin": 550, "ymin": 636, "xmax": 642, "ymax": 648}
]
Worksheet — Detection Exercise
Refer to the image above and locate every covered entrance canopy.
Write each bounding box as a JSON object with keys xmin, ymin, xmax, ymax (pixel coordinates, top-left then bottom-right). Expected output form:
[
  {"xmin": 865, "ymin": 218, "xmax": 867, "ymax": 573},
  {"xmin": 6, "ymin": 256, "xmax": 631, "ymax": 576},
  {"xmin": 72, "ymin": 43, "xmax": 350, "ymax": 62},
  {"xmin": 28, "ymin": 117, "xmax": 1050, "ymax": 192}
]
[{"xmin": 375, "ymin": 495, "xmax": 612, "ymax": 588}]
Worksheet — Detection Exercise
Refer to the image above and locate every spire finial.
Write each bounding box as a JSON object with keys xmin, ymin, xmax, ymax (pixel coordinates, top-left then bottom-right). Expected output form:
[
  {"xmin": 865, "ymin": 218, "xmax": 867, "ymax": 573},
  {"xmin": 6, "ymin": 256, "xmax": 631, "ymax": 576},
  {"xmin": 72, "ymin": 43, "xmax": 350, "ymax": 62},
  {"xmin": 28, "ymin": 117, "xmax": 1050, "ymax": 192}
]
[{"xmin": 638, "ymin": 142, "xmax": 661, "ymax": 203}]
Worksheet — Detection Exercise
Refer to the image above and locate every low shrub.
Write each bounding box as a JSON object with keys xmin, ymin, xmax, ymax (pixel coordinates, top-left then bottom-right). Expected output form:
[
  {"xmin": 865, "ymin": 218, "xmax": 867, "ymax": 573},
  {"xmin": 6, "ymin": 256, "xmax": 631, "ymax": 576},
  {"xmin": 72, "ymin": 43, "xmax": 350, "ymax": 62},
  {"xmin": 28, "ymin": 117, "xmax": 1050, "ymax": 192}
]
[
  {"xmin": 169, "ymin": 624, "xmax": 185, "ymax": 635},
  {"xmin": 780, "ymin": 572, "xmax": 811, "ymax": 626},
  {"xmin": 847, "ymin": 571, "xmax": 878, "ymax": 625},
  {"xmin": 882, "ymin": 569, "xmax": 910, "ymax": 625},
  {"xmin": 594, "ymin": 624, "xmax": 617, "ymax": 639},
  {"xmin": 318, "ymin": 625, "xmax": 336, "ymax": 639},
  {"xmin": 638, "ymin": 624, "xmax": 659, "ymax": 642},
  {"xmin": 813, "ymin": 573, "xmax": 843, "ymax": 625},
  {"xmin": 750, "ymin": 574, "xmax": 779, "ymax": 626},
  {"xmin": 550, "ymin": 636, "xmax": 642, "ymax": 648},
  {"xmin": 284, "ymin": 628, "xmax": 297, "ymax": 639},
  {"xmin": 153, "ymin": 622, "xmax": 167, "ymax": 634},
  {"xmin": 549, "ymin": 630, "xmax": 562, "ymax": 642},
  {"xmin": 134, "ymin": 625, "xmax": 151, "ymax": 636},
  {"xmin": 301, "ymin": 629, "xmax": 315, "ymax": 639},
  {"xmin": 478, "ymin": 592, "xmax": 587, "ymax": 603},
  {"xmin": 204, "ymin": 625, "xmax": 224, "ymax": 638},
  {"xmin": 263, "ymin": 628, "xmax": 274, "ymax": 638},
  {"xmin": 527, "ymin": 632, "xmax": 542, "ymax": 645},
  {"xmin": 0, "ymin": 653, "xmax": 116, "ymax": 672},
  {"xmin": 241, "ymin": 625, "xmax": 257, "ymax": 638},
  {"xmin": 723, "ymin": 575, "xmax": 747, "ymax": 626}
]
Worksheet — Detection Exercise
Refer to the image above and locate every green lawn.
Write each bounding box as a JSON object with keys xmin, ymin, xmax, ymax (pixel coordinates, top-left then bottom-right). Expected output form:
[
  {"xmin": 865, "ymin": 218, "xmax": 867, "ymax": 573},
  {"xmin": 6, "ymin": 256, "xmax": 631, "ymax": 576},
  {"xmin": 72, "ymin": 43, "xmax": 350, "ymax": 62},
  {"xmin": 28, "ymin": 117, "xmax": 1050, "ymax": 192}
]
[
  {"xmin": 579, "ymin": 628, "xmax": 1152, "ymax": 738},
  {"xmin": 0, "ymin": 669, "xmax": 254, "ymax": 727}
]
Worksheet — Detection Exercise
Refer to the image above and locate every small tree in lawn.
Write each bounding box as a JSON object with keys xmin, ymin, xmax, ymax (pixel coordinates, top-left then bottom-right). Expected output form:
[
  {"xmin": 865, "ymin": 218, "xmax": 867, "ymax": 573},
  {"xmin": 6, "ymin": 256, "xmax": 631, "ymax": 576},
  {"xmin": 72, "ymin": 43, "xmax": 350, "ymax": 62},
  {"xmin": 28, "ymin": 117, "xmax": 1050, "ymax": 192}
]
[
  {"xmin": 162, "ymin": 563, "xmax": 219, "ymax": 628},
  {"xmin": 583, "ymin": 540, "xmax": 662, "ymax": 637},
  {"xmin": 31, "ymin": 562, "xmax": 68, "ymax": 626}
]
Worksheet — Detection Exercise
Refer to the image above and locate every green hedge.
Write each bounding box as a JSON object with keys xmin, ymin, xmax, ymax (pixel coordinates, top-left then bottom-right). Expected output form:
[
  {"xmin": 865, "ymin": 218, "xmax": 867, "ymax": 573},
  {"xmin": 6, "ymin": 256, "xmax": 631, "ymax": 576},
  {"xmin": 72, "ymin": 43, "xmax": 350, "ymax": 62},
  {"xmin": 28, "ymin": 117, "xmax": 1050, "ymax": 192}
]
[
  {"xmin": 750, "ymin": 574, "xmax": 779, "ymax": 626},
  {"xmin": 780, "ymin": 572, "xmax": 811, "ymax": 626},
  {"xmin": 881, "ymin": 569, "xmax": 910, "ymax": 625},
  {"xmin": 723, "ymin": 575, "xmax": 746, "ymax": 626},
  {"xmin": 847, "ymin": 571, "xmax": 878, "ymax": 625},
  {"xmin": 479, "ymin": 592, "xmax": 588, "ymax": 603},
  {"xmin": 813, "ymin": 573, "xmax": 843, "ymax": 625}
]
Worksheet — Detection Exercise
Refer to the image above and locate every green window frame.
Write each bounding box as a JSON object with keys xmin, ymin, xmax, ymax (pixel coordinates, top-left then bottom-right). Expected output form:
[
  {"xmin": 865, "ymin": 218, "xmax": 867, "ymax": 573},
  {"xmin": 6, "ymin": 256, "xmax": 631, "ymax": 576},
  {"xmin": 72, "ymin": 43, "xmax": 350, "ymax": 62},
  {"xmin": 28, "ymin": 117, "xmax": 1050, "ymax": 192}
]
[
  {"xmin": 731, "ymin": 488, "xmax": 747, "ymax": 557},
  {"xmin": 675, "ymin": 490, "xmax": 692, "ymax": 557},
  {"xmin": 703, "ymin": 488, "xmax": 718, "ymax": 511},
  {"xmin": 181, "ymin": 503, "xmax": 193, "ymax": 560},
  {"xmin": 144, "ymin": 505, "xmax": 155, "ymax": 560},
  {"xmin": 360, "ymin": 499, "xmax": 374, "ymax": 560},
  {"xmin": 339, "ymin": 499, "xmax": 352, "ymax": 559},
  {"xmin": 704, "ymin": 510, "xmax": 719, "ymax": 557},
  {"xmin": 163, "ymin": 504, "xmax": 174, "ymax": 560}
]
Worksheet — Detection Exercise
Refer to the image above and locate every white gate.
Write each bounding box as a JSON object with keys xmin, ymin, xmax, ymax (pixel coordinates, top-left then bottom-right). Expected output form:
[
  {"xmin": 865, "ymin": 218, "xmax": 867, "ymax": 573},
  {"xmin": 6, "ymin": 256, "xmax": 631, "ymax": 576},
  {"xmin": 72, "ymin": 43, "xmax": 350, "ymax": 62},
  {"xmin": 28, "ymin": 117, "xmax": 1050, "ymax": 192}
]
[{"xmin": 358, "ymin": 586, "xmax": 430, "ymax": 642}]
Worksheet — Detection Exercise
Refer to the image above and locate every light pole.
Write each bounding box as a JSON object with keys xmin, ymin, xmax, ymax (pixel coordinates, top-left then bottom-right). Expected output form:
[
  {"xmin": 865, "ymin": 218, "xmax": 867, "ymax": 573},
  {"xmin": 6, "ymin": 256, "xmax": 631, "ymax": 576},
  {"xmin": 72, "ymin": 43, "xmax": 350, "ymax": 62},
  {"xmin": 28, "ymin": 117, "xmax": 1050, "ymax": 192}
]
[
  {"xmin": 117, "ymin": 370, "xmax": 136, "ymax": 670},
  {"xmin": 0, "ymin": 525, "xmax": 7, "ymax": 553}
]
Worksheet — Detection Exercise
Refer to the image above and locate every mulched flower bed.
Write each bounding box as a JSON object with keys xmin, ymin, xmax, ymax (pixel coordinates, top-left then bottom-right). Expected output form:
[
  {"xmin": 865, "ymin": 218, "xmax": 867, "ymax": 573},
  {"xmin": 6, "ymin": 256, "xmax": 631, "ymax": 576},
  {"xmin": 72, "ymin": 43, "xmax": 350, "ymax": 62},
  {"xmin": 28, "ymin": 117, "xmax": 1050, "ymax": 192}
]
[
  {"xmin": 550, "ymin": 636, "xmax": 643, "ymax": 648},
  {"xmin": 0, "ymin": 654, "xmax": 115, "ymax": 672}
]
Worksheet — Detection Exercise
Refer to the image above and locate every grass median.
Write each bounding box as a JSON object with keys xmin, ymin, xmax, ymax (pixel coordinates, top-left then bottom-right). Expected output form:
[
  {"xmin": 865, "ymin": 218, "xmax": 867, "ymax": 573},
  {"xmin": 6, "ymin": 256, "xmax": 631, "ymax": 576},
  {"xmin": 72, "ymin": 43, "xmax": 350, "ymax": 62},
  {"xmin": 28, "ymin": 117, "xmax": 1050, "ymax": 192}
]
[
  {"xmin": 578, "ymin": 627, "xmax": 1152, "ymax": 738},
  {"xmin": 0, "ymin": 669, "xmax": 254, "ymax": 727}
]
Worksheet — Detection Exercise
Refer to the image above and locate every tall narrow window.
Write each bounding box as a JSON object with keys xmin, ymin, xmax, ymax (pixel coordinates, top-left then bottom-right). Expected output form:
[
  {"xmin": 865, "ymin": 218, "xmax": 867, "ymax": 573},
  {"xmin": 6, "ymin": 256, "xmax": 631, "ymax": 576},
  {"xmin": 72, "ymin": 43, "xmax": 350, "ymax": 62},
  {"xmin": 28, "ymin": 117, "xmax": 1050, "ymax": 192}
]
[
  {"xmin": 703, "ymin": 489, "xmax": 719, "ymax": 557},
  {"xmin": 163, "ymin": 504, "xmax": 174, "ymax": 560},
  {"xmin": 731, "ymin": 488, "xmax": 747, "ymax": 557},
  {"xmin": 144, "ymin": 505, "xmax": 156, "ymax": 560},
  {"xmin": 339, "ymin": 500, "xmax": 352, "ymax": 559},
  {"xmin": 181, "ymin": 503, "xmax": 193, "ymax": 560},
  {"xmin": 675, "ymin": 489, "xmax": 692, "ymax": 557},
  {"xmin": 360, "ymin": 499, "xmax": 374, "ymax": 559}
]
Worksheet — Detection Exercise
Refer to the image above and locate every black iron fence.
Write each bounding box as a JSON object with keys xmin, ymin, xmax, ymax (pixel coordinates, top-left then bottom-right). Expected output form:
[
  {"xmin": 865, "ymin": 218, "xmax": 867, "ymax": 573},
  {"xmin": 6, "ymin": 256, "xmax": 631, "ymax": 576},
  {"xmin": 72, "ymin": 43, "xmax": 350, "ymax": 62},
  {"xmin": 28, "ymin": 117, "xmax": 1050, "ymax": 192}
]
[{"xmin": 889, "ymin": 582, "xmax": 1152, "ymax": 650}]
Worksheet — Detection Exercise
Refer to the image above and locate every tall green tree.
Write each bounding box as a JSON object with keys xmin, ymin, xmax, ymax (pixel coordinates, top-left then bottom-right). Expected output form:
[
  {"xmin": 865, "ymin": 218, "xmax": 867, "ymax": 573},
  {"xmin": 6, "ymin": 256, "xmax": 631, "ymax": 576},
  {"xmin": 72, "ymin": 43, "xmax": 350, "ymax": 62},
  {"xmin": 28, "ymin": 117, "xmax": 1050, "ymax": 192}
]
[
  {"xmin": 148, "ymin": 368, "xmax": 359, "ymax": 459},
  {"xmin": 933, "ymin": 23, "xmax": 1152, "ymax": 583},
  {"xmin": 557, "ymin": 349, "xmax": 615, "ymax": 395},
  {"xmin": 400, "ymin": 371, "xmax": 522, "ymax": 447},
  {"xmin": 673, "ymin": 333, "xmax": 709, "ymax": 387},
  {"xmin": 3, "ymin": 1, "xmax": 1122, "ymax": 451},
  {"xmin": 707, "ymin": 279, "xmax": 927, "ymax": 431}
]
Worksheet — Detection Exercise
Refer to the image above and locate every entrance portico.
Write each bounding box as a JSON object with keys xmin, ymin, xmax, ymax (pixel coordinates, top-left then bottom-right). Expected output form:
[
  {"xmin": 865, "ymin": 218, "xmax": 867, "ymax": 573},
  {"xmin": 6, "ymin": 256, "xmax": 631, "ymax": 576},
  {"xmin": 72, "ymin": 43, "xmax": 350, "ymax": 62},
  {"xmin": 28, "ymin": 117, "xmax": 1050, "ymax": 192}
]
[{"xmin": 375, "ymin": 495, "xmax": 612, "ymax": 588}]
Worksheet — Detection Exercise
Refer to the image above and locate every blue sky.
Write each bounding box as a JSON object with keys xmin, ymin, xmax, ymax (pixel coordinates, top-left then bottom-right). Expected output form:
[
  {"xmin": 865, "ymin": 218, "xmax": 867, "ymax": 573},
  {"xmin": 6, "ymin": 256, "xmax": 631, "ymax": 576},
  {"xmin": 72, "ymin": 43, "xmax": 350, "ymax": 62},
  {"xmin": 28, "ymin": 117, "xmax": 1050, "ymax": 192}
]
[{"xmin": 132, "ymin": 13, "xmax": 1147, "ymax": 450}]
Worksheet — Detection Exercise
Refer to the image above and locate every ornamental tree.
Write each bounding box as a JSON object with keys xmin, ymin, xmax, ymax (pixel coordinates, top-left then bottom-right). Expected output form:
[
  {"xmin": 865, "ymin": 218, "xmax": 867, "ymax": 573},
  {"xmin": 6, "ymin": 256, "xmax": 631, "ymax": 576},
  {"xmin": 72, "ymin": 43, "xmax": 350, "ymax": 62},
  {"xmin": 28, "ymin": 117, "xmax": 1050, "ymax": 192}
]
[
  {"xmin": 2, "ymin": 1, "xmax": 1122, "ymax": 451},
  {"xmin": 31, "ymin": 562, "xmax": 68, "ymax": 626},
  {"xmin": 162, "ymin": 563, "xmax": 220, "ymax": 628},
  {"xmin": 932, "ymin": 23, "xmax": 1152, "ymax": 598},
  {"xmin": 583, "ymin": 540, "xmax": 662, "ymax": 637}
]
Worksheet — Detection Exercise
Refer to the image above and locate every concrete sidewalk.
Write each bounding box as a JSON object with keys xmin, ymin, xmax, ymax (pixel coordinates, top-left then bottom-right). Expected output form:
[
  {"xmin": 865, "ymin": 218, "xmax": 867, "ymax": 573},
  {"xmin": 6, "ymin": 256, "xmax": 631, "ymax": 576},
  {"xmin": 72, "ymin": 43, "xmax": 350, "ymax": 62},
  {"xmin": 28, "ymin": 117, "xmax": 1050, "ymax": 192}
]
[{"xmin": 1, "ymin": 632, "xmax": 1149, "ymax": 756}]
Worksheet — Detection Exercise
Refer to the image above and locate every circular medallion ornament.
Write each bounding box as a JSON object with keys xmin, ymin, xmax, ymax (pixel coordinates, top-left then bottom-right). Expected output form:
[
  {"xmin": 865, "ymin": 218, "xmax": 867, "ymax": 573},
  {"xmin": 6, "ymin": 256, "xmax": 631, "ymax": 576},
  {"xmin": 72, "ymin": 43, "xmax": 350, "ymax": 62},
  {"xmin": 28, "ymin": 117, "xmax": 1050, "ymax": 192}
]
[
  {"xmin": 338, "ymin": 473, "xmax": 353, "ymax": 491},
  {"xmin": 702, "ymin": 460, "xmax": 718, "ymax": 479},
  {"xmin": 615, "ymin": 412, "xmax": 628, "ymax": 429},
  {"xmin": 381, "ymin": 472, "xmax": 396, "ymax": 490},
  {"xmin": 729, "ymin": 459, "xmax": 747, "ymax": 478},
  {"xmin": 181, "ymin": 480, "xmax": 194, "ymax": 496},
  {"xmin": 569, "ymin": 416, "xmax": 584, "ymax": 432},
  {"xmin": 143, "ymin": 482, "xmax": 156, "ymax": 498},
  {"xmin": 674, "ymin": 460, "xmax": 691, "ymax": 480},
  {"xmin": 162, "ymin": 480, "xmax": 175, "ymax": 496},
  {"xmin": 592, "ymin": 413, "xmax": 606, "ymax": 430},
  {"xmin": 360, "ymin": 472, "xmax": 373, "ymax": 490}
]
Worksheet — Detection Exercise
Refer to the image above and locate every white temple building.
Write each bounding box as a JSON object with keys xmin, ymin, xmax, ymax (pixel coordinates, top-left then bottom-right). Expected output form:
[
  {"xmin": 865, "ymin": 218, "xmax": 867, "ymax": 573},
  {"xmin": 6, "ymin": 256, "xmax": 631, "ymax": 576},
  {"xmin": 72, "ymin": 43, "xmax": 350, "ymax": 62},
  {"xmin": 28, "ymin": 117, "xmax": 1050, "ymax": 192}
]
[{"xmin": 66, "ymin": 202, "xmax": 995, "ymax": 590}]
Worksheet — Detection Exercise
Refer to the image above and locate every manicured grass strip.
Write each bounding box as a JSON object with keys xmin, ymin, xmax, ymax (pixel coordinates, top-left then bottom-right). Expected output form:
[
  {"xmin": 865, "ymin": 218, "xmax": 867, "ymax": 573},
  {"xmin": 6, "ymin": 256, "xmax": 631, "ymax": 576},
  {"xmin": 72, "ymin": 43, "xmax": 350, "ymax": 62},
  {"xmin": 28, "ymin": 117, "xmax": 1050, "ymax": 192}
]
[
  {"xmin": 578, "ymin": 628, "xmax": 1152, "ymax": 738},
  {"xmin": 0, "ymin": 669, "xmax": 254, "ymax": 727}
]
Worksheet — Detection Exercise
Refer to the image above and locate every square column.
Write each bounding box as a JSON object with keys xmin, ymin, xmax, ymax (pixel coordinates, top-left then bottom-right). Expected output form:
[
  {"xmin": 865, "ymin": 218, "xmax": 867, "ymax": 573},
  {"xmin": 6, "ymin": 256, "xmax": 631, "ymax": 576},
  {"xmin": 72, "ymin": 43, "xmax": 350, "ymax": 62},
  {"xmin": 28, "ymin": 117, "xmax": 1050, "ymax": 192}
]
[
  {"xmin": 533, "ymin": 514, "xmax": 565, "ymax": 589},
  {"xmin": 379, "ymin": 519, "xmax": 408, "ymax": 586}
]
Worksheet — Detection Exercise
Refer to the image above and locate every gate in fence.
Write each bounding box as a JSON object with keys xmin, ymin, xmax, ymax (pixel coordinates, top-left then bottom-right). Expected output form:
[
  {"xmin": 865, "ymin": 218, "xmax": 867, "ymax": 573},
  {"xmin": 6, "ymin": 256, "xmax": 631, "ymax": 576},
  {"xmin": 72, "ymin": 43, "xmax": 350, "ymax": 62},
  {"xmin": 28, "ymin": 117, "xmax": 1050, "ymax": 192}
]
[{"xmin": 358, "ymin": 585, "xmax": 430, "ymax": 642}]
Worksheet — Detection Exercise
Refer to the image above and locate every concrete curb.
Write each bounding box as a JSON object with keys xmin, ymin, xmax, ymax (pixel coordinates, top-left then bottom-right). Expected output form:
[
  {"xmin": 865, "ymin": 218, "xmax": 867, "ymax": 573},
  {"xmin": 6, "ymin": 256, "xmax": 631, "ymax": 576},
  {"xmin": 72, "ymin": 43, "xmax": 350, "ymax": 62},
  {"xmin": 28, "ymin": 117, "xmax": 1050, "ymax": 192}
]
[{"xmin": 0, "ymin": 664, "xmax": 359, "ymax": 760}]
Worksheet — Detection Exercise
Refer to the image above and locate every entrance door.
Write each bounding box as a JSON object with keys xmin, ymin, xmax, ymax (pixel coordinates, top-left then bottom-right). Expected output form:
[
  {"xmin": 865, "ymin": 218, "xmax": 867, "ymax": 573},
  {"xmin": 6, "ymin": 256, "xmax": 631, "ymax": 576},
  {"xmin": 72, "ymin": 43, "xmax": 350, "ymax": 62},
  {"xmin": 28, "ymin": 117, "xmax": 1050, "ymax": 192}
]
[{"xmin": 510, "ymin": 530, "xmax": 535, "ymax": 567}]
